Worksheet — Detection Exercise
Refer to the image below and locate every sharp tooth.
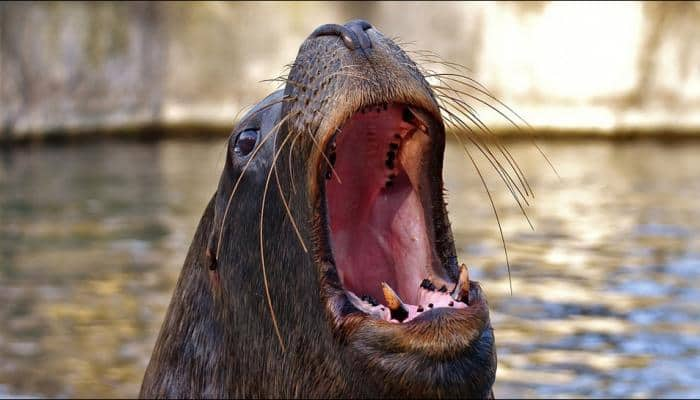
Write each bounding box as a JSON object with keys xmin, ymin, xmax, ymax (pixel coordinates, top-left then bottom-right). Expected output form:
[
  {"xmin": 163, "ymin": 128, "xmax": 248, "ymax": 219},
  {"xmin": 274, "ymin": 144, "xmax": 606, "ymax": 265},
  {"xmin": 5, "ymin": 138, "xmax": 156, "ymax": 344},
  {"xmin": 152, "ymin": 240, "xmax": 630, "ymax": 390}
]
[
  {"xmin": 381, "ymin": 282, "xmax": 405, "ymax": 309},
  {"xmin": 381, "ymin": 282, "xmax": 409, "ymax": 322},
  {"xmin": 451, "ymin": 264, "xmax": 470, "ymax": 303}
]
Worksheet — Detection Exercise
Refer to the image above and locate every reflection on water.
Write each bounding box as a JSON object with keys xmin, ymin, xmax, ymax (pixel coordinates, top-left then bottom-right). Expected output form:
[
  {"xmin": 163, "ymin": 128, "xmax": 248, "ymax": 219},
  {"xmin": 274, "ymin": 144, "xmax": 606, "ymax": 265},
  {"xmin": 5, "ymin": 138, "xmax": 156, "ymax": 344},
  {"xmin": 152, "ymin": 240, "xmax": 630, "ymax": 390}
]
[{"xmin": 1, "ymin": 139, "xmax": 698, "ymax": 397}]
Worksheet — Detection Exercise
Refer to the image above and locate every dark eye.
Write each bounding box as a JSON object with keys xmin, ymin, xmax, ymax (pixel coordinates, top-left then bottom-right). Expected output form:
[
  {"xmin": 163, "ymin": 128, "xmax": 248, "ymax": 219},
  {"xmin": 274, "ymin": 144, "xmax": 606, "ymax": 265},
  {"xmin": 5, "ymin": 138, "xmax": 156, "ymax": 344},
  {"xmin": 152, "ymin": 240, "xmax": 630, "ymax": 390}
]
[{"xmin": 233, "ymin": 129, "xmax": 259, "ymax": 157}]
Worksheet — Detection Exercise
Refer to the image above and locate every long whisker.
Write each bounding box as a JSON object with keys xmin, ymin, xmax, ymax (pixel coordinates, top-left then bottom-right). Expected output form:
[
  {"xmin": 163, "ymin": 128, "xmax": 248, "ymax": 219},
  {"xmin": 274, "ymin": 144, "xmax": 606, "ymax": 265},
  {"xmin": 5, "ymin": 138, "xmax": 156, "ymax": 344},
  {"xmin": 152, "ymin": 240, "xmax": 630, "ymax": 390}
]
[
  {"xmin": 434, "ymin": 87, "xmax": 533, "ymax": 201},
  {"xmin": 259, "ymin": 127, "xmax": 296, "ymax": 353},
  {"xmin": 445, "ymin": 117, "xmax": 513, "ymax": 295},
  {"xmin": 431, "ymin": 81, "xmax": 558, "ymax": 179},
  {"xmin": 274, "ymin": 132, "xmax": 308, "ymax": 253},
  {"xmin": 437, "ymin": 99, "xmax": 528, "ymax": 205},
  {"xmin": 439, "ymin": 100, "xmax": 530, "ymax": 209},
  {"xmin": 261, "ymin": 76, "xmax": 307, "ymax": 91},
  {"xmin": 325, "ymin": 70, "xmax": 375, "ymax": 84},
  {"xmin": 440, "ymin": 105, "xmax": 534, "ymax": 230},
  {"xmin": 462, "ymin": 108, "xmax": 535, "ymax": 201},
  {"xmin": 215, "ymin": 111, "xmax": 299, "ymax": 259},
  {"xmin": 423, "ymin": 71, "xmax": 534, "ymax": 134},
  {"xmin": 427, "ymin": 73, "xmax": 517, "ymax": 114},
  {"xmin": 424, "ymin": 72, "xmax": 533, "ymax": 187},
  {"xmin": 437, "ymin": 91, "xmax": 529, "ymax": 199},
  {"xmin": 432, "ymin": 85, "xmax": 534, "ymax": 192},
  {"xmin": 236, "ymin": 96, "xmax": 296, "ymax": 127},
  {"xmin": 304, "ymin": 124, "xmax": 342, "ymax": 185},
  {"xmin": 287, "ymin": 131, "xmax": 300, "ymax": 194},
  {"xmin": 415, "ymin": 56, "xmax": 474, "ymax": 74}
]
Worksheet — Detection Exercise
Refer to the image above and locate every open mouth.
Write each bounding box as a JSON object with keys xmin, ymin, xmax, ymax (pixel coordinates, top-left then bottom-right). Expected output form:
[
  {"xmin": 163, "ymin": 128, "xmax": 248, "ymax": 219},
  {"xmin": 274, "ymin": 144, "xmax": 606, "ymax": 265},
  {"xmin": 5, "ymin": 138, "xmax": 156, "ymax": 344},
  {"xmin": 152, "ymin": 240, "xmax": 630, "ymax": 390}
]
[{"xmin": 323, "ymin": 103, "xmax": 470, "ymax": 323}]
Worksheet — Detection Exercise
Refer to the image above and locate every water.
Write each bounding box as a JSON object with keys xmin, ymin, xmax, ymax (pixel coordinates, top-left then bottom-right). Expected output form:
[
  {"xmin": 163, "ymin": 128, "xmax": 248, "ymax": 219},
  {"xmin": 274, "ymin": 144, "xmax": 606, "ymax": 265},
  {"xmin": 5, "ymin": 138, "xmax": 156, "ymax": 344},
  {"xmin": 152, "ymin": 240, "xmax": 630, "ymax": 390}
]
[{"xmin": 1, "ymin": 138, "xmax": 698, "ymax": 398}]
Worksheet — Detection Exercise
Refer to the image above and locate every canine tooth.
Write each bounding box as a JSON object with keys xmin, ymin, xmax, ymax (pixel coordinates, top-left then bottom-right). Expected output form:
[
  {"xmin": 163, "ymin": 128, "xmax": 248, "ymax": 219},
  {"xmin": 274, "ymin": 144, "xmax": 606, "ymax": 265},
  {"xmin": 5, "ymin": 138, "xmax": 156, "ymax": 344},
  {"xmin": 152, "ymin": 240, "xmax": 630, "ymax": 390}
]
[
  {"xmin": 451, "ymin": 264, "xmax": 470, "ymax": 303},
  {"xmin": 381, "ymin": 282, "xmax": 409, "ymax": 322},
  {"xmin": 381, "ymin": 282, "xmax": 404, "ymax": 309}
]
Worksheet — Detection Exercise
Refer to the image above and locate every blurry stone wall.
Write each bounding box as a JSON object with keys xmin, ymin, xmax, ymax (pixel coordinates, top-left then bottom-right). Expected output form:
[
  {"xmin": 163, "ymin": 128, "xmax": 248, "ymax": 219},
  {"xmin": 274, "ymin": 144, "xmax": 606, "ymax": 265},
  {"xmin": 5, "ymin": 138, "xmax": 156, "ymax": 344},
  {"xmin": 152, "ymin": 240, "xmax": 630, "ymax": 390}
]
[{"xmin": 1, "ymin": 1, "xmax": 699, "ymax": 139}]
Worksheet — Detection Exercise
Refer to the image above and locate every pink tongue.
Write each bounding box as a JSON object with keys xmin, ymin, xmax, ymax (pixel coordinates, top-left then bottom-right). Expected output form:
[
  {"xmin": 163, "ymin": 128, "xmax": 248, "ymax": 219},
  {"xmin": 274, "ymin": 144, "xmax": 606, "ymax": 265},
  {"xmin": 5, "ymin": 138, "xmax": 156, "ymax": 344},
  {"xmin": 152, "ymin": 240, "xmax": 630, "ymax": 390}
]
[{"xmin": 326, "ymin": 104, "xmax": 432, "ymax": 304}]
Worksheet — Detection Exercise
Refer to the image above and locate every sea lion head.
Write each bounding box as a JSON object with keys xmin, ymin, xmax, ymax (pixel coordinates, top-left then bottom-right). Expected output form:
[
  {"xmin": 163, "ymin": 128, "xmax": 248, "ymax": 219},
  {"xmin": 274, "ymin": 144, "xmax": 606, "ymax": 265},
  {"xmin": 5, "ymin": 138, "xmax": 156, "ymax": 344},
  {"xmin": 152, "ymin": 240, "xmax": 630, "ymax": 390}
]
[{"xmin": 148, "ymin": 20, "xmax": 496, "ymax": 398}]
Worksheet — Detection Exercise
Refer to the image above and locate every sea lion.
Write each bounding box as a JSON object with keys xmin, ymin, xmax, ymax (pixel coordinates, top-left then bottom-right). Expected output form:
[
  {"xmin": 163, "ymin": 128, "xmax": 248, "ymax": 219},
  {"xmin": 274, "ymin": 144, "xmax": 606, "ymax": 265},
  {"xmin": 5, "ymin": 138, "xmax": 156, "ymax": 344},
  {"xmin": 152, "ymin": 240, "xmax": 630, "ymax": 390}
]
[{"xmin": 140, "ymin": 20, "xmax": 496, "ymax": 398}]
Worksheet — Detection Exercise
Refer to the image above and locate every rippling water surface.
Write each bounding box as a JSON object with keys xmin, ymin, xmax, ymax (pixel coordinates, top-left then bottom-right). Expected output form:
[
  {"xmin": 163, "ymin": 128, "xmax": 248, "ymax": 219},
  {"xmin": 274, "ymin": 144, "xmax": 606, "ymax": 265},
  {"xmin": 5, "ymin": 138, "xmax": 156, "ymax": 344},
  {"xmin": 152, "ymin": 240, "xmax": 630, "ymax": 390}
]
[{"xmin": 1, "ymin": 139, "xmax": 698, "ymax": 398}]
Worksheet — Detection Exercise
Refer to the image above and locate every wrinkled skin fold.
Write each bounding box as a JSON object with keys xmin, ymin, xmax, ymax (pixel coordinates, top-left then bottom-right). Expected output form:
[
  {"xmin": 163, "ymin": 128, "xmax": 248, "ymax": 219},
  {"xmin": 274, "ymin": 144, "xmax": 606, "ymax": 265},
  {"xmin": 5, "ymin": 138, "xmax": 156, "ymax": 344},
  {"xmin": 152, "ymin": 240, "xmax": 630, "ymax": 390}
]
[{"xmin": 140, "ymin": 20, "xmax": 497, "ymax": 399}]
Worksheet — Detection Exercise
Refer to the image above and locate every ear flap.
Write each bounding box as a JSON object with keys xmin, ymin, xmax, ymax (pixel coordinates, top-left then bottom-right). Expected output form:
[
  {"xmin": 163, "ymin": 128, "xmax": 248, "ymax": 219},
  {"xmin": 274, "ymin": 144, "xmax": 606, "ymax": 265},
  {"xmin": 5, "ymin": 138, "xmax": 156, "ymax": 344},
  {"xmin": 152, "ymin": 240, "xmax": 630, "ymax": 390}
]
[
  {"xmin": 205, "ymin": 146, "xmax": 237, "ymax": 273},
  {"xmin": 206, "ymin": 179, "xmax": 234, "ymax": 294},
  {"xmin": 205, "ymin": 217, "xmax": 219, "ymax": 271},
  {"xmin": 204, "ymin": 140, "xmax": 244, "ymax": 272},
  {"xmin": 205, "ymin": 203, "xmax": 222, "ymax": 292}
]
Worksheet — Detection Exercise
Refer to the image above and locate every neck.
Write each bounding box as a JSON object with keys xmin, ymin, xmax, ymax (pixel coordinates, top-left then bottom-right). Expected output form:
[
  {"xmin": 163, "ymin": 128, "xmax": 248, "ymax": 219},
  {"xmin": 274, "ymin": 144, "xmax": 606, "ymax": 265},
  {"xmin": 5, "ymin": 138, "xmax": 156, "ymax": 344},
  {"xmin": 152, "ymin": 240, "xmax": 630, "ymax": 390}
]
[{"xmin": 140, "ymin": 196, "xmax": 354, "ymax": 398}]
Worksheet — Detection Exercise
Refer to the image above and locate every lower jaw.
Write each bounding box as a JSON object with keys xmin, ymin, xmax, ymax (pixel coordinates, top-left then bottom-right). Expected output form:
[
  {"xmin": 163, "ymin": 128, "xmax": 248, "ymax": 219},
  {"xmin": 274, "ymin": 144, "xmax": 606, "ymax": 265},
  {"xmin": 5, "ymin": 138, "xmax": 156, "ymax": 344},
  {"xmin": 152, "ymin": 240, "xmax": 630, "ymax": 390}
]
[{"xmin": 321, "ymin": 270, "xmax": 492, "ymax": 359}]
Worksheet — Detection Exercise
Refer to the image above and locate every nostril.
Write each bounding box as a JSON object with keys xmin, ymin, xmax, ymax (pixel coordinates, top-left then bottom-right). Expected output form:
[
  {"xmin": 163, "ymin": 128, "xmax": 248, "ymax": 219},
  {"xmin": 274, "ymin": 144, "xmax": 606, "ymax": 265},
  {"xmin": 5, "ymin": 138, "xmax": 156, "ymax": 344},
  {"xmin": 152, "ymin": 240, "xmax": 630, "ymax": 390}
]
[
  {"xmin": 310, "ymin": 24, "xmax": 359, "ymax": 50},
  {"xmin": 345, "ymin": 19, "xmax": 372, "ymax": 50},
  {"xmin": 310, "ymin": 20, "xmax": 373, "ymax": 51}
]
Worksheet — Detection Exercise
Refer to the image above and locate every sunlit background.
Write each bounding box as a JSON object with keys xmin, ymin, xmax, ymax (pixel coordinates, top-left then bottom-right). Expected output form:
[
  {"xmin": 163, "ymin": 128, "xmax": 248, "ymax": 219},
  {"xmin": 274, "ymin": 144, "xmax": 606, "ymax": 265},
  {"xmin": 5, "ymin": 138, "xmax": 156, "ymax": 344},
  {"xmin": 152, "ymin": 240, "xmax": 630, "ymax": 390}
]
[{"xmin": 1, "ymin": 2, "xmax": 699, "ymax": 398}]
